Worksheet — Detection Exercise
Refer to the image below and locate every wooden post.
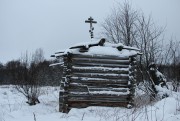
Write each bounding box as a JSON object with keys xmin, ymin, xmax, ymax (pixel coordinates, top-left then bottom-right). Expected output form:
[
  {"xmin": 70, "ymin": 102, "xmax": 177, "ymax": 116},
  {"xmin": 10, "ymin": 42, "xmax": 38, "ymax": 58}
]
[
  {"xmin": 59, "ymin": 53, "xmax": 72, "ymax": 113},
  {"xmin": 127, "ymin": 56, "xmax": 137, "ymax": 108}
]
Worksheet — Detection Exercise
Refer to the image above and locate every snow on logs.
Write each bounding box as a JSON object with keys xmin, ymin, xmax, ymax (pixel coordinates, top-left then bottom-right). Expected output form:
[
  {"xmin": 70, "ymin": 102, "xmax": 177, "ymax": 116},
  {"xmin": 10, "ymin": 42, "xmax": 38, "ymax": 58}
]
[{"xmin": 51, "ymin": 39, "xmax": 141, "ymax": 113}]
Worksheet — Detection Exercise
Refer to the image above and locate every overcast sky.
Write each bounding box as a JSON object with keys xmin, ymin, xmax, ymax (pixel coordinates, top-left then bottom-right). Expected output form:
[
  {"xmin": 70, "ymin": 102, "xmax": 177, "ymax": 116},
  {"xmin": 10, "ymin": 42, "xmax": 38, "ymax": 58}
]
[{"xmin": 0, "ymin": 0, "xmax": 180, "ymax": 64}]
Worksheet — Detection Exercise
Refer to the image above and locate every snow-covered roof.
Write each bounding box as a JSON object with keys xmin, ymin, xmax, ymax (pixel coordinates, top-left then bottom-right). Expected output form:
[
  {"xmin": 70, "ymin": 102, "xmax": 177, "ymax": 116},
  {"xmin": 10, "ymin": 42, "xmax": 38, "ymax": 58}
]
[{"xmin": 51, "ymin": 39, "xmax": 141, "ymax": 58}]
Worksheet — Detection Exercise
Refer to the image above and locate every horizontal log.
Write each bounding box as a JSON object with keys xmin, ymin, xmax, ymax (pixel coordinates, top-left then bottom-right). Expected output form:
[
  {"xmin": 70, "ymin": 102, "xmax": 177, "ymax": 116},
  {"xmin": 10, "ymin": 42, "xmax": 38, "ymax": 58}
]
[
  {"xmin": 88, "ymin": 87, "xmax": 128, "ymax": 92},
  {"xmin": 69, "ymin": 77, "xmax": 129, "ymax": 87},
  {"xmin": 70, "ymin": 77, "xmax": 128, "ymax": 82},
  {"xmin": 68, "ymin": 83, "xmax": 129, "ymax": 92},
  {"xmin": 71, "ymin": 62, "xmax": 129, "ymax": 68},
  {"xmin": 71, "ymin": 54, "xmax": 130, "ymax": 60},
  {"xmin": 69, "ymin": 82, "xmax": 128, "ymax": 88},
  {"xmin": 68, "ymin": 102, "xmax": 128, "ymax": 108},
  {"xmin": 70, "ymin": 79, "xmax": 129, "ymax": 84},
  {"xmin": 71, "ymin": 69, "xmax": 129, "ymax": 75},
  {"xmin": 69, "ymin": 82, "xmax": 128, "ymax": 86},
  {"xmin": 67, "ymin": 99, "xmax": 129, "ymax": 104},
  {"xmin": 68, "ymin": 91, "xmax": 130, "ymax": 96},
  {"xmin": 68, "ymin": 91, "xmax": 129, "ymax": 96},
  {"xmin": 68, "ymin": 102, "xmax": 89, "ymax": 108},
  {"xmin": 72, "ymin": 66, "xmax": 129, "ymax": 71},
  {"xmin": 68, "ymin": 84, "xmax": 88, "ymax": 92},
  {"xmin": 68, "ymin": 97, "xmax": 128, "ymax": 102},
  {"xmin": 72, "ymin": 58, "xmax": 130, "ymax": 65},
  {"xmin": 68, "ymin": 94, "xmax": 129, "ymax": 98},
  {"xmin": 72, "ymin": 66, "xmax": 129, "ymax": 74},
  {"xmin": 68, "ymin": 87, "xmax": 129, "ymax": 94},
  {"xmin": 71, "ymin": 73, "xmax": 129, "ymax": 79},
  {"xmin": 89, "ymin": 90, "xmax": 129, "ymax": 95}
]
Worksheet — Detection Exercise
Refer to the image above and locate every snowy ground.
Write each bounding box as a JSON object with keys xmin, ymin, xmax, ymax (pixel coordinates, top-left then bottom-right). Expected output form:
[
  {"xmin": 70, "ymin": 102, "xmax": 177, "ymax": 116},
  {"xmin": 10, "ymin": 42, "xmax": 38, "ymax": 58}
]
[{"xmin": 0, "ymin": 85, "xmax": 180, "ymax": 121}]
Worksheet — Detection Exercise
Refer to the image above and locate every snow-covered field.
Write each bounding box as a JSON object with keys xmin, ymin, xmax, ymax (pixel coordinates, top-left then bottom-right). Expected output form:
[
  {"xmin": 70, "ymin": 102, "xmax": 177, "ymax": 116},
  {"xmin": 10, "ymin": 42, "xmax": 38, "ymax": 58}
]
[{"xmin": 0, "ymin": 85, "xmax": 180, "ymax": 121}]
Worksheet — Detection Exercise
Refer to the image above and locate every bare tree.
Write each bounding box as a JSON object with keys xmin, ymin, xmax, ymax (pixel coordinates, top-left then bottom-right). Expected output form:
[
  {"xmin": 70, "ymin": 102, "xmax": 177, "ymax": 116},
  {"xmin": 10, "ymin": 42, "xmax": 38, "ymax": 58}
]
[
  {"xmin": 14, "ymin": 48, "xmax": 45, "ymax": 105},
  {"xmin": 32, "ymin": 48, "xmax": 44, "ymax": 64},
  {"xmin": 136, "ymin": 14, "xmax": 165, "ymax": 69},
  {"xmin": 101, "ymin": 1, "xmax": 138, "ymax": 46},
  {"xmin": 101, "ymin": 1, "xmax": 165, "ymax": 81}
]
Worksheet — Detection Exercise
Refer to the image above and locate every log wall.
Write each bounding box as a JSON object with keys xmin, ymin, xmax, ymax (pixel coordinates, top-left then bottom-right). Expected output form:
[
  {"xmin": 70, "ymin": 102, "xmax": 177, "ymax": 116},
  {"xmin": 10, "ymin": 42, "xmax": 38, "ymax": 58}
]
[{"xmin": 59, "ymin": 54, "xmax": 137, "ymax": 113}]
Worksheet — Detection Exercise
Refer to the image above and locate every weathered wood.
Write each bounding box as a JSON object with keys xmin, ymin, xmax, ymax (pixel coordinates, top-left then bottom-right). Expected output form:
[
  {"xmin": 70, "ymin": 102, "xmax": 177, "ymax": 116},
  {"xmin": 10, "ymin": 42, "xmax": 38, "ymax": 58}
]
[
  {"xmin": 72, "ymin": 62, "xmax": 129, "ymax": 68},
  {"xmin": 88, "ymin": 87, "xmax": 128, "ymax": 92},
  {"xmin": 68, "ymin": 85, "xmax": 89, "ymax": 92},
  {"xmin": 59, "ymin": 53, "xmax": 138, "ymax": 113},
  {"xmin": 68, "ymin": 96, "xmax": 129, "ymax": 101},
  {"xmin": 127, "ymin": 56, "xmax": 137, "ymax": 107},
  {"xmin": 68, "ymin": 102, "xmax": 128, "ymax": 108},
  {"xmin": 71, "ymin": 54, "xmax": 130, "ymax": 60},
  {"xmin": 68, "ymin": 93, "xmax": 129, "ymax": 98},
  {"xmin": 68, "ymin": 83, "xmax": 129, "ymax": 93},
  {"xmin": 68, "ymin": 99, "xmax": 129, "ymax": 103},
  {"xmin": 72, "ymin": 58, "xmax": 130, "ymax": 65},
  {"xmin": 59, "ymin": 54, "xmax": 73, "ymax": 113},
  {"xmin": 71, "ymin": 73, "xmax": 129, "ymax": 79},
  {"xmin": 72, "ymin": 66, "xmax": 129, "ymax": 74},
  {"xmin": 70, "ymin": 77, "xmax": 128, "ymax": 82},
  {"xmin": 69, "ymin": 82, "xmax": 129, "ymax": 88},
  {"xmin": 59, "ymin": 91, "xmax": 69, "ymax": 113},
  {"xmin": 70, "ymin": 79, "xmax": 128, "ymax": 84},
  {"xmin": 69, "ymin": 77, "xmax": 129, "ymax": 88}
]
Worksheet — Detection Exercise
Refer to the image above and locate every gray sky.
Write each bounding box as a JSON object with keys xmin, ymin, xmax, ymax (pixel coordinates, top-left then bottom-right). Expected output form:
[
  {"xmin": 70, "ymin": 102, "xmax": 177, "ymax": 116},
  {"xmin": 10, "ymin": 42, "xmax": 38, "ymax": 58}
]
[{"xmin": 0, "ymin": 0, "xmax": 180, "ymax": 64}]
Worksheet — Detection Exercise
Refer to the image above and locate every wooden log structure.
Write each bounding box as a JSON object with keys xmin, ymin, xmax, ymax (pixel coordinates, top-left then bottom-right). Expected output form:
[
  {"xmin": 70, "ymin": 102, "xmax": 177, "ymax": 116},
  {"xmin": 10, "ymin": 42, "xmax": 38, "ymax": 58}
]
[
  {"xmin": 49, "ymin": 39, "xmax": 141, "ymax": 113},
  {"xmin": 59, "ymin": 53, "xmax": 137, "ymax": 113}
]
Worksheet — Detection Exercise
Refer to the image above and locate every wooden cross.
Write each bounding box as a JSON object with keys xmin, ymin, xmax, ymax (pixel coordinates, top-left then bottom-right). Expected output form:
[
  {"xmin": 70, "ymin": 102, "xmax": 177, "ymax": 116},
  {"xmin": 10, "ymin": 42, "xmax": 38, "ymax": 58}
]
[{"xmin": 85, "ymin": 17, "xmax": 97, "ymax": 39}]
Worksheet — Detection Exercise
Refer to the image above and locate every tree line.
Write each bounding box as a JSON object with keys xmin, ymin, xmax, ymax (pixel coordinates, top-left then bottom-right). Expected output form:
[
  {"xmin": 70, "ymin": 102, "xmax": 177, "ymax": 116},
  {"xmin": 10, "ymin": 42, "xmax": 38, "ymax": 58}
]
[{"xmin": 0, "ymin": 49, "xmax": 62, "ymax": 86}]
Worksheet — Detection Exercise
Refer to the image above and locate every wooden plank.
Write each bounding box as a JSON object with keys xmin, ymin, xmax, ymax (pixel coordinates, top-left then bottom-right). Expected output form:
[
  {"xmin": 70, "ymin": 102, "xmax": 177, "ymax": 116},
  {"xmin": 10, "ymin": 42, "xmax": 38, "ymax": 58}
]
[
  {"xmin": 72, "ymin": 66, "xmax": 129, "ymax": 74},
  {"xmin": 69, "ymin": 77, "xmax": 129, "ymax": 87},
  {"xmin": 72, "ymin": 66, "xmax": 129, "ymax": 71},
  {"xmin": 71, "ymin": 73, "xmax": 129, "ymax": 79},
  {"xmin": 72, "ymin": 62, "xmax": 129, "ymax": 68},
  {"xmin": 68, "ymin": 97, "xmax": 128, "ymax": 102},
  {"xmin": 68, "ymin": 102, "xmax": 128, "ymax": 108},
  {"xmin": 68, "ymin": 99, "xmax": 129, "ymax": 103},
  {"xmin": 70, "ymin": 77, "xmax": 128, "ymax": 83},
  {"xmin": 88, "ymin": 87, "xmax": 128, "ymax": 92},
  {"xmin": 68, "ymin": 102, "xmax": 89, "ymax": 108},
  {"xmin": 68, "ymin": 92, "xmax": 129, "ymax": 96},
  {"xmin": 68, "ymin": 84, "xmax": 129, "ymax": 92},
  {"xmin": 68, "ymin": 84, "xmax": 88, "ymax": 92},
  {"xmin": 72, "ymin": 58, "xmax": 130, "ymax": 65},
  {"xmin": 67, "ymin": 89, "xmax": 128, "ymax": 95},
  {"xmin": 68, "ymin": 94, "xmax": 129, "ymax": 98},
  {"xmin": 71, "ymin": 54, "xmax": 130, "ymax": 60},
  {"xmin": 72, "ymin": 57, "xmax": 129, "ymax": 62},
  {"xmin": 69, "ymin": 82, "xmax": 128, "ymax": 88},
  {"xmin": 70, "ymin": 79, "xmax": 128, "ymax": 84}
]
